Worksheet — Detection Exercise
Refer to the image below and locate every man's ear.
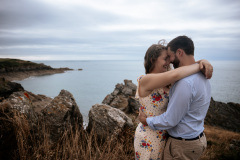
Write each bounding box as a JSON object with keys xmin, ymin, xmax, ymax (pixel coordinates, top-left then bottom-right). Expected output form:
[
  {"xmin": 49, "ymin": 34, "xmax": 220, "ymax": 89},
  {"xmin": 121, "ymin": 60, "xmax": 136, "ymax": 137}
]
[{"xmin": 177, "ymin": 49, "xmax": 184, "ymax": 57}]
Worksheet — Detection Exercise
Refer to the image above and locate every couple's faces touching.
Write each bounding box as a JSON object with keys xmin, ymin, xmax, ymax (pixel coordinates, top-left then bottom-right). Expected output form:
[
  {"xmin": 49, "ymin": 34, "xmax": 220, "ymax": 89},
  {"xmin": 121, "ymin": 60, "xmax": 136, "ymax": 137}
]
[
  {"xmin": 154, "ymin": 50, "xmax": 170, "ymax": 73},
  {"xmin": 153, "ymin": 47, "xmax": 180, "ymax": 73},
  {"xmin": 167, "ymin": 47, "xmax": 180, "ymax": 69}
]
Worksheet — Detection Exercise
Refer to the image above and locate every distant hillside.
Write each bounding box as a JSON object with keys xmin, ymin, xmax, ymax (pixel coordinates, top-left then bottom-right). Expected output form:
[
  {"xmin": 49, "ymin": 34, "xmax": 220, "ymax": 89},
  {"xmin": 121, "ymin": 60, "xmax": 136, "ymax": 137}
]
[
  {"xmin": 0, "ymin": 58, "xmax": 52, "ymax": 73},
  {"xmin": 0, "ymin": 59, "xmax": 73, "ymax": 81}
]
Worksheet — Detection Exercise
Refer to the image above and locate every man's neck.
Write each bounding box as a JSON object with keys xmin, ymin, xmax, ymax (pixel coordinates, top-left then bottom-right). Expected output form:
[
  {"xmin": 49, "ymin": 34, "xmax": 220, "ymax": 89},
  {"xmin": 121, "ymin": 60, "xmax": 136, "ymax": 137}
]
[{"xmin": 179, "ymin": 56, "xmax": 195, "ymax": 67}]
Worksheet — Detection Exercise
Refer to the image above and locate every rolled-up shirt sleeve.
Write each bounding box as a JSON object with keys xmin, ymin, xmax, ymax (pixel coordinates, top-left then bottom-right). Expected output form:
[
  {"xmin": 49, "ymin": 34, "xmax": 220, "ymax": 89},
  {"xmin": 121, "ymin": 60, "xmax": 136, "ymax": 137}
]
[{"xmin": 146, "ymin": 79, "xmax": 192, "ymax": 131}]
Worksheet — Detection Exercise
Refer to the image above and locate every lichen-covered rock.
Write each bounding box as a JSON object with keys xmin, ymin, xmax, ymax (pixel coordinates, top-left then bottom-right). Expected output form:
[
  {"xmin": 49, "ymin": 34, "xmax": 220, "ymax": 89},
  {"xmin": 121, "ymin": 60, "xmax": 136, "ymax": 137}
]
[
  {"xmin": 41, "ymin": 89, "xmax": 83, "ymax": 143},
  {"xmin": 87, "ymin": 104, "xmax": 133, "ymax": 138},
  {"xmin": 0, "ymin": 91, "xmax": 51, "ymax": 114}
]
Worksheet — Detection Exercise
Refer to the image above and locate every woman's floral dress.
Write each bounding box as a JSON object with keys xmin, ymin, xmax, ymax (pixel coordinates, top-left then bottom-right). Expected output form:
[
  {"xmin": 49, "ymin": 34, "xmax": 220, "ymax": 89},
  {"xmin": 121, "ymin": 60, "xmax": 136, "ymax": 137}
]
[{"xmin": 134, "ymin": 75, "xmax": 169, "ymax": 160}]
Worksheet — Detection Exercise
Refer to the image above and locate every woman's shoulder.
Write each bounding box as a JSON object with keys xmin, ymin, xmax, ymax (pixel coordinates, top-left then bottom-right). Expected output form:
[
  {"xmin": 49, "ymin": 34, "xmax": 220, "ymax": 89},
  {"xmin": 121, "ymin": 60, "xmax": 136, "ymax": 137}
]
[{"xmin": 137, "ymin": 75, "xmax": 145, "ymax": 82}]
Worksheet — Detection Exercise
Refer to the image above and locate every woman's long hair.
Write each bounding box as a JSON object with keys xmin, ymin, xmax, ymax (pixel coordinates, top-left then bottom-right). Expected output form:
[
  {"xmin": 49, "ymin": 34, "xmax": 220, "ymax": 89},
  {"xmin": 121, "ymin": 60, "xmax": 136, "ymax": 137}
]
[{"xmin": 144, "ymin": 40, "xmax": 167, "ymax": 74}]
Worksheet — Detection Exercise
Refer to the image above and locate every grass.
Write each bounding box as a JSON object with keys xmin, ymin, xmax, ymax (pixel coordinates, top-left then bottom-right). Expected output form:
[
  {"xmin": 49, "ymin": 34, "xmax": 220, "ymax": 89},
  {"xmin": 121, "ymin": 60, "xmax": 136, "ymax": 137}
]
[
  {"xmin": 200, "ymin": 125, "xmax": 240, "ymax": 160},
  {"xmin": 0, "ymin": 103, "xmax": 239, "ymax": 160}
]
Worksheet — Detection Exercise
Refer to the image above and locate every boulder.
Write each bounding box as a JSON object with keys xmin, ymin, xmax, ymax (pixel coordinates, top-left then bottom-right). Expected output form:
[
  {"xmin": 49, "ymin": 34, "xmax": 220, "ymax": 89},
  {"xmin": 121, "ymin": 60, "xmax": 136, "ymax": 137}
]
[
  {"xmin": 87, "ymin": 104, "xmax": 133, "ymax": 138},
  {"xmin": 41, "ymin": 89, "xmax": 83, "ymax": 143}
]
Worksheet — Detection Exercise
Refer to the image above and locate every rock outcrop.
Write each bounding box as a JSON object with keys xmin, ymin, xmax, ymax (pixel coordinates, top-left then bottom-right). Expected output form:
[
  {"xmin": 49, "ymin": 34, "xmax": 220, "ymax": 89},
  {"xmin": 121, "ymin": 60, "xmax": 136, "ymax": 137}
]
[
  {"xmin": 87, "ymin": 104, "xmax": 133, "ymax": 138},
  {"xmin": 102, "ymin": 79, "xmax": 140, "ymax": 114},
  {"xmin": 42, "ymin": 90, "xmax": 83, "ymax": 143},
  {"xmin": 205, "ymin": 98, "xmax": 240, "ymax": 133}
]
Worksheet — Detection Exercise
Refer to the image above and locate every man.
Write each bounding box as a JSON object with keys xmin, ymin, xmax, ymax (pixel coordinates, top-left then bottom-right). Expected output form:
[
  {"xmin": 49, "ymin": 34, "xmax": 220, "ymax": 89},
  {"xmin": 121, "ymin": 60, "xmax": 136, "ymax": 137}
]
[{"xmin": 139, "ymin": 36, "xmax": 212, "ymax": 160}]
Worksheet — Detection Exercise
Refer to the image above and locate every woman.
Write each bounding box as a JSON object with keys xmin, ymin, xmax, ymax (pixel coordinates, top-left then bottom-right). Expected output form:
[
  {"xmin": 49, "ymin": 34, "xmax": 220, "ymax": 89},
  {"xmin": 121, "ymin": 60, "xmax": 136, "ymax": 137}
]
[{"xmin": 134, "ymin": 42, "xmax": 210, "ymax": 160}]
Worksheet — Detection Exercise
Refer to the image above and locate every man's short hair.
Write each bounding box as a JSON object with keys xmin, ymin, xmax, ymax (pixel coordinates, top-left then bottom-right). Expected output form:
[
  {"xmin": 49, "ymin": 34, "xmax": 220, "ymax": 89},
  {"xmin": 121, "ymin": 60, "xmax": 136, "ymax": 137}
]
[{"xmin": 167, "ymin": 36, "xmax": 194, "ymax": 55}]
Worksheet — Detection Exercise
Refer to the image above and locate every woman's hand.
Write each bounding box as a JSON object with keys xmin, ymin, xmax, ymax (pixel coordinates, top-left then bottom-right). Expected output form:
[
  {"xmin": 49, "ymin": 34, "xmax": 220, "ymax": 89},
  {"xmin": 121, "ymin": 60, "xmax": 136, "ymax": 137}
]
[{"xmin": 197, "ymin": 59, "xmax": 213, "ymax": 79}]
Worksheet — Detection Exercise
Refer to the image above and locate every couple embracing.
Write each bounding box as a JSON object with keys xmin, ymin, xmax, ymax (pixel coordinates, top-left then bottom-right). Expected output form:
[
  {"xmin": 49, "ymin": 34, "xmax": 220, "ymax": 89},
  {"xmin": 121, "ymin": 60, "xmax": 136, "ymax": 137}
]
[{"xmin": 134, "ymin": 36, "xmax": 213, "ymax": 160}]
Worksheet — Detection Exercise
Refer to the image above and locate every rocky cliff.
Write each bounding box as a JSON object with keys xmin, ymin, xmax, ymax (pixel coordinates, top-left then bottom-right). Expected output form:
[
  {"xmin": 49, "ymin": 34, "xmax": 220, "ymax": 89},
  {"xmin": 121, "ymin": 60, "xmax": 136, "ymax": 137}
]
[{"xmin": 205, "ymin": 97, "xmax": 240, "ymax": 133}]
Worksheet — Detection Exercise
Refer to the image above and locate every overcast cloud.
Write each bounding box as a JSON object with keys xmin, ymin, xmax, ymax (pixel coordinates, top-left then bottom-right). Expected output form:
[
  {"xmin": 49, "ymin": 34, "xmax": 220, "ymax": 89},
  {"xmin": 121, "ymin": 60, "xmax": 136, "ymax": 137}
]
[{"xmin": 0, "ymin": 0, "xmax": 240, "ymax": 60}]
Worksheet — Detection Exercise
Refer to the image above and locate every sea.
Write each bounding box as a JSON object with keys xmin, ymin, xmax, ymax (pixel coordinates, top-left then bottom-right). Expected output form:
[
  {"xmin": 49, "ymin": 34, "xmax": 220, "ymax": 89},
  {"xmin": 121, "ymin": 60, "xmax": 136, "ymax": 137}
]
[{"xmin": 14, "ymin": 60, "xmax": 240, "ymax": 122}]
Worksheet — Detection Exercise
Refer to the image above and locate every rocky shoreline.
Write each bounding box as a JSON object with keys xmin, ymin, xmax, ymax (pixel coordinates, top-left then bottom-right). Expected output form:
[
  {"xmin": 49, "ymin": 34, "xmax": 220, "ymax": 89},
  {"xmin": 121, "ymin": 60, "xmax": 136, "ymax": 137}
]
[
  {"xmin": 1, "ymin": 77, "xmax": 239, "ymax": 134},
  {"xmin": 0, "ymin": 78, "xmax": 240, "ymax": 159}
]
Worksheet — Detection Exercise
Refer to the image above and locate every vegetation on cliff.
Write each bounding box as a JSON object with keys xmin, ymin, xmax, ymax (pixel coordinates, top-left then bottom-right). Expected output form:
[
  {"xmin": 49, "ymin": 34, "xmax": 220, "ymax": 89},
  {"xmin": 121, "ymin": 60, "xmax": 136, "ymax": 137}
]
[
  {"xmin": 0, "ymin": 58, "xmax": 52, "ymax": 72},
  {"xmin": 0, "ymin": 59, "xmax": 73, "ymax": 81}
]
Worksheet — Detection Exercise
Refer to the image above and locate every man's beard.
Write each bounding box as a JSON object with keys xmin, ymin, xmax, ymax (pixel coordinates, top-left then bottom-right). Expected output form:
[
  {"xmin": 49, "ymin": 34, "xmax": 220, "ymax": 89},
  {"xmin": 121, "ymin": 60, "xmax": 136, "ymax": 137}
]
[{"xmin": 172, "ymin": 56, "xmax": 180, "ymax": 68}]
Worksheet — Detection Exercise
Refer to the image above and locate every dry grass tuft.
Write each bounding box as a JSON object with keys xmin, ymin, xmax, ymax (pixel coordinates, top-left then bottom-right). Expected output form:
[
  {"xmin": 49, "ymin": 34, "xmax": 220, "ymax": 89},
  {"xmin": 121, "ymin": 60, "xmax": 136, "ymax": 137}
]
[{"xmin": 200, "ymin": 125, "xmax": 240, "ymax": 160}]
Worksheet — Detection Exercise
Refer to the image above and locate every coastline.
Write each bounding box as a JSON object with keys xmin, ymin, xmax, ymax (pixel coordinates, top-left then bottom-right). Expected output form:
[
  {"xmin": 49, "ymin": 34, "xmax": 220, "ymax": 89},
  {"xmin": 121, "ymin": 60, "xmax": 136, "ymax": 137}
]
[
  {"xmin": 0, "ymin": 68, "xmax": 73, "ymax": 81},
  {"xmin": 0, "ymin": 58, "xmax": 73, "ymax": 81}
]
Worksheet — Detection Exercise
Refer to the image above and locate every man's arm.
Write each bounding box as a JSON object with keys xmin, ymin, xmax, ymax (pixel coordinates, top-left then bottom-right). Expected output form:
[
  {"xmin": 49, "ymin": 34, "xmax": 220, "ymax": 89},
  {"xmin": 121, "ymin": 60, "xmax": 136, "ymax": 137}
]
[{"xmin": 139, "ymin": 79, "xmax": 192, "ymax": 131}]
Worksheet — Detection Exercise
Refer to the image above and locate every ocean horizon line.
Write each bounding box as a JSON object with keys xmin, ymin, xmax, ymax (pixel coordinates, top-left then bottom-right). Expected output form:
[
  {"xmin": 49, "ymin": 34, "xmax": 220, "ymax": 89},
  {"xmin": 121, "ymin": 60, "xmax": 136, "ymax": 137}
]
[{"xmin": 2, "ymin": 58, "xmax": 240, "ymax": 62}]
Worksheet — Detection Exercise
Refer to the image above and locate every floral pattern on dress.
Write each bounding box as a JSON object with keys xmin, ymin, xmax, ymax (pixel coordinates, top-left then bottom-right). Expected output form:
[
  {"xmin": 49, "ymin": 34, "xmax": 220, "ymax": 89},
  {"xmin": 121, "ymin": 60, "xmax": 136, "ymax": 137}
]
[
  {"xmin": 156, "ymin": 130, "xmax": 168, "ymax": 142},
  {"xmin": 135, "ymin": 151, "xmax": 141, "ymax": 160},
  {"xmin": 163, "ymin": 91, "xmax": 169, "ymax": 99},
  {"xmin": 150, "ymin": 92, "xmax": 166, "ymax": 108},
  {"xmin": 140, "ymin": 137, "xmax": 153, "ymax": 152},
  {"xmin": 140, "ymin": 124, "xmax": 146, "ymax": 132},
  {"xmin": 151, "ymin": 92, "xmax": 163, "ymax": 103},
  {"xmin": 140, "ymin": 106, "xmax": 146, "ymax": 112},
  {"xmin": 134, "ymin": 75, "xmax": 169, "ymax": 160}
]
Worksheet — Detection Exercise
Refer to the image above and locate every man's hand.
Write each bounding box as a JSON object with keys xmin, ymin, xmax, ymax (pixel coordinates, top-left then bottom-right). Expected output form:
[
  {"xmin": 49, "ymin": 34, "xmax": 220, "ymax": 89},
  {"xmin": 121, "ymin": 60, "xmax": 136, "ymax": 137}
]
[
  {"xmin": 139, "ymin": 109, "xmax": 148, "ymax": 126},
  {"xmin": 197, "ymin": 59, "xmax": 213, "ymax": 79}
]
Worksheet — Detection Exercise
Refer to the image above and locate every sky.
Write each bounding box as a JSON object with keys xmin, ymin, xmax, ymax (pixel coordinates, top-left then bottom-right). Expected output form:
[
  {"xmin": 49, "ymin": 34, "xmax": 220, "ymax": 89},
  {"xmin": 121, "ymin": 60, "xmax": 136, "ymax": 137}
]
[{"xmin": 0, "ymin": 0, "xmax": 240, "ymax": 61}]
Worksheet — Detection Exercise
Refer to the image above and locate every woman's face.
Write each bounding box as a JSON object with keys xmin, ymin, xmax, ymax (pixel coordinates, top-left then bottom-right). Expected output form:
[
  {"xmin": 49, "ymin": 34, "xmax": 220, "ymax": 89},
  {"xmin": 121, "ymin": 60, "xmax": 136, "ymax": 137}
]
[{"xmin": 153, "ymin": 50, "xmax": 170, "ymax": 73}]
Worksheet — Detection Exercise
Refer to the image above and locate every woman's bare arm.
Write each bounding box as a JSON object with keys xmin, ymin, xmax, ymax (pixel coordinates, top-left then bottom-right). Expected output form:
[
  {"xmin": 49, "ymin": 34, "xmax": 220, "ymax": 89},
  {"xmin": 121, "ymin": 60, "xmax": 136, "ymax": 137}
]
[
  {"xmin": 139, "ymin": 63, "xmax": 200, "ymax": 97},
  {"xmin": 139, "ymin": 59, "xmax": 213, "ymax": 97},
  {"xmin": 197, "ymin": 59, "xmax": 213, "ymax": 79}
]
